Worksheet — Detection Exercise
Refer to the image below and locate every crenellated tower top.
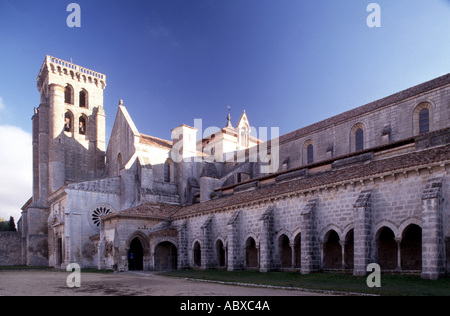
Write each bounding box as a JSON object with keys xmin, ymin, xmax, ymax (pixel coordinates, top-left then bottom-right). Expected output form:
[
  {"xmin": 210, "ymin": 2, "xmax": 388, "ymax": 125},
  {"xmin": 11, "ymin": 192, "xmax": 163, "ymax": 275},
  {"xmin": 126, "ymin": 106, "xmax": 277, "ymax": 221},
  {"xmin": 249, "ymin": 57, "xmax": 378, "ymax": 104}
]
[{"xmin": 37, "ymin": 55, "xmax": 106, "ymax": 92}]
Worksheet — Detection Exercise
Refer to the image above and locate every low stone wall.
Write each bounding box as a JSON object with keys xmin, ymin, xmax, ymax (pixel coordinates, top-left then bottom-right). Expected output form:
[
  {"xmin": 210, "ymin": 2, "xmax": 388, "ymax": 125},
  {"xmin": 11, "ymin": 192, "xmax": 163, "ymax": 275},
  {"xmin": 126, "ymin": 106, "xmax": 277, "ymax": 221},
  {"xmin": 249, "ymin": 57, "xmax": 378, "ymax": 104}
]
[{"xmin": 0, "ymin": 232, "xmax": 22, "ymax": 266}]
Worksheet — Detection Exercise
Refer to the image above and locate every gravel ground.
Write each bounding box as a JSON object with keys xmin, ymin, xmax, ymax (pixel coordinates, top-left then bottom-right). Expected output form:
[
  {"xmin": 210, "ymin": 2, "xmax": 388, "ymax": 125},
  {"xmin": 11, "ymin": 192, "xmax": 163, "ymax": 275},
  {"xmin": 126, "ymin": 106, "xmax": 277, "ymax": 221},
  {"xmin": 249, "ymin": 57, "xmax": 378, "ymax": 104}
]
[{"xmin": 0, "ymin": 270, "xmax": 331, "ymax": 296}]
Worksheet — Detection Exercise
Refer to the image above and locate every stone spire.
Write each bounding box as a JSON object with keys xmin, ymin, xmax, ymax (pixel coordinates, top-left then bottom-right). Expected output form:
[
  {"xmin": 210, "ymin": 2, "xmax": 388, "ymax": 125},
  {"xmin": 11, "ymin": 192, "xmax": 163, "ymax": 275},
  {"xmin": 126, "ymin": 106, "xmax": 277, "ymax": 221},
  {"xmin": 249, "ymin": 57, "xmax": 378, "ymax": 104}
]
[{"xmin": 226, "ymin": 106, "xmax": 233, "ymax": 128}]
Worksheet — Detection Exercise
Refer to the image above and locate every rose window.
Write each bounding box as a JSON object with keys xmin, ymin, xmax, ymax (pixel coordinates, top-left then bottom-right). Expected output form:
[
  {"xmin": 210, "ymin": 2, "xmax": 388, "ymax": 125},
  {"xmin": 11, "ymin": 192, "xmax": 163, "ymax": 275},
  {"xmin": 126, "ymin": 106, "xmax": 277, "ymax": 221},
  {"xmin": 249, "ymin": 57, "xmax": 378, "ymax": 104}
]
[{"xmin": 90, "ymin": 206, "xmax": 112, "ymax": 230}]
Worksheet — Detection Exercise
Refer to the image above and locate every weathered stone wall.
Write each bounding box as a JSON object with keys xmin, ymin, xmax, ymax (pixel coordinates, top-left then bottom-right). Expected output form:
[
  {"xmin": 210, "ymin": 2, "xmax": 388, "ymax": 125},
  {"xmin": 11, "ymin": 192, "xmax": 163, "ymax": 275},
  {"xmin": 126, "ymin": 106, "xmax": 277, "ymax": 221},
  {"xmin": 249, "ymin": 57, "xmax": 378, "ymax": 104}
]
[
  {"xmin": 172, "ymin": 165, "xmax": 449, "ymax": 276},
  {"xmin": 0, "ymin": 232, "xmax": 22, "ymax": 266},
  {"xmin": 276, "ymin": 83, "xmax": 450, "ymax": 173}
]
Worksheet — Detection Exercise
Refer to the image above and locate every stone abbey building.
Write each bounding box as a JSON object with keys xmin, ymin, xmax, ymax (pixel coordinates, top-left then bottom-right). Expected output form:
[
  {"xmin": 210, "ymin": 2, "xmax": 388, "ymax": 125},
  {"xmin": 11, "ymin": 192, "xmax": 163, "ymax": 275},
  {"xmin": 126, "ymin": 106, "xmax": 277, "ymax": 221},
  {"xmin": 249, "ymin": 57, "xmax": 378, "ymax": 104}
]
[{"xmin": 11, "ymin": 56, "xmax": 450, "ymax": 279}]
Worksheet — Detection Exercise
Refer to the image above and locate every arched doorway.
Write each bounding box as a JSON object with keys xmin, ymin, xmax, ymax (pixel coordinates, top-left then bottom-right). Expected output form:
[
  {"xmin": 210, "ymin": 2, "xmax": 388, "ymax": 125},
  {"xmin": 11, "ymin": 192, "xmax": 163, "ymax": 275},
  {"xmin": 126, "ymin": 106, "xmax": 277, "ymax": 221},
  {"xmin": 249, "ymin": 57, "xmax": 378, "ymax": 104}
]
[
  {"xmin": 401, "ymin": 224, "xmax": 422, "ymax": 271},
  {"xmin": 128, "ymin": 238, "xmax": 144, "ymax": 271},
  {"xmin": 377, "ymin": 227, "xmax": 397, "ymax": 270},
  {"xmin": 344, "ymin": 229, "xmax": 354, "ymax": 270},
  {"xmin": 216, "ymin": 240, "xmax": 226, "ymax": 268},
  {"xmin": 154, "ymin": 241, "xmax": 177, "ymax": 271},
  {"xmin": 323, "ymin": 230, "xmax": 341, "ymax": 269},
  {"xmin": 279, "ymin": 234, "xmax": 292, "ymax": 268},
  {"xmin": 246, "ymin": 237, "xmax": 258, "ymax": 268},
  {"xmin": 193, "ymin": 241, "xmax": 202, "ymax": 267}
]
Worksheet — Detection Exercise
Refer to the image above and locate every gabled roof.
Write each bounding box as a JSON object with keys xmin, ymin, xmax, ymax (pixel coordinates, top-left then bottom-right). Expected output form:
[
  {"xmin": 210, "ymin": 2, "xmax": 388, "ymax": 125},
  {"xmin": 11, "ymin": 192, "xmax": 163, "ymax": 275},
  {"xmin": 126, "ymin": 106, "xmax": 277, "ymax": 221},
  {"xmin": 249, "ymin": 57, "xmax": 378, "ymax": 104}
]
[
  {"xmin": 102, "ymin": 203, "xmax": 181, "ymax": 221},
  {"xmin": 235, "ymin": 110, "xmax": 249, "ymax": 129},
  {"xmin": 139, "ymin": 134, "xmax": 173, "ymax": 149},
  {"xmin": 173, "ymin": 139, "xmax": 450, "ymax": 219}
]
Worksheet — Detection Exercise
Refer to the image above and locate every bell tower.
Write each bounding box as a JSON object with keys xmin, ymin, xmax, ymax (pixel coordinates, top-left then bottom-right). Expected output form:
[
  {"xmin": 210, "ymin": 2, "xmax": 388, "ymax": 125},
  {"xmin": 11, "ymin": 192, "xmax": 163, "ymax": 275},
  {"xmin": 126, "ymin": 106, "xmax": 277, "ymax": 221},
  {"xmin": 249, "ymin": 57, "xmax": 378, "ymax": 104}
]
[
  {"xmin": 33, "ymin": 56, "xmax": 107, "ymax": 204},
  {"xmin": 22, "ymin": 56, "xmax": 107, "ymax": 266}
]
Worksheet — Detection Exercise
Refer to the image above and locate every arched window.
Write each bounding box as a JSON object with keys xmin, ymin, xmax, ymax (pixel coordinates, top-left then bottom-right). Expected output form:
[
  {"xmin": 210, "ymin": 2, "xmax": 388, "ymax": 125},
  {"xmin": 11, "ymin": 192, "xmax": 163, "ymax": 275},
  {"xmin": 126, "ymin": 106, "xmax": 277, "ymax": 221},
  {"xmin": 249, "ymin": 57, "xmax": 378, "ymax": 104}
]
[
  {"xmin": 78, "ymin": 116, "xmax": 87, "ymax": 135},
  {"xmin": 351, "ymin": 123, "xmax": 365, "ymax": 153},
  {"xmin": 307, "ymin": 144, "xmax": 314, "ymax": 165},
  {"xmin": 79, "ymin": 89, "xmax": 88, "ymax": 108},
  {"xmin": 164, "ymin": 160, "xmax": 171, "ymax": 183},
  {"xmin": 64, "ymin": 84, "xmax": 73, "ymax": 104},
  {"xmin": 413, "ymin": 102, "xmax": 431, "ymax": 136},
  {"xmin": 419, "ymin": 108, "xmax": 429, "ymax": 135},
  {"xmin": 355, "ymin": 128, "xmax": 364, "ymax": 151},
  {"xmin": 240, "ymin": 127, "xmax": 250, "ymax": 147},
  {"xmin": 303, "ymin": 140, "xmax": 314, "ymax": 165},
  {"xmin": 64, "ymin": 112, "xmax": 73, "ymax": 133}
]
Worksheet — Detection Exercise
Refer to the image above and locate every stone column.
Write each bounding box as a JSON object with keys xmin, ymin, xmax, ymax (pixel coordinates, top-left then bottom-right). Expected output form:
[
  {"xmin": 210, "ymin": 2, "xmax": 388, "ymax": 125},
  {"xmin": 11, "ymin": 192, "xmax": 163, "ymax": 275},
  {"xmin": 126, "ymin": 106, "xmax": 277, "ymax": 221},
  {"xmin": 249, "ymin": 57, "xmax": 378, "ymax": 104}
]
[
  {"xmin": 201, "ymin": 215, "xmax": 214, "ymax": 269},
  {"xmin": 300, "ymin": 198, "xmax": 320, "ymax": 274},
  {"xmin": 227, "ymin": 211, "xmax": 242, "ymax": 271},
  {"xmin": 291, "ymin": 242, "xmax": 295, "ymax": 269},
  {"xmin": 395, "ymin": 238, "xmax": 402, "ymax": 271},
  {"xmin": 340, "ymin": 241, "xmax": 346, "ymax": 269},
  {"xmin": 259, "ymin": 206, "xmax": 274, "ymax": 272},
  {"xmin": 353, "ymin": 189, "xmax": 373, "ymax": 276},
  {"xmin": 177, "ymin": 220, "xmax": 189, "ymax": 269},
  {"xmin": 421, "ymin": 177, "xmax": 445, "ymax": 280}
]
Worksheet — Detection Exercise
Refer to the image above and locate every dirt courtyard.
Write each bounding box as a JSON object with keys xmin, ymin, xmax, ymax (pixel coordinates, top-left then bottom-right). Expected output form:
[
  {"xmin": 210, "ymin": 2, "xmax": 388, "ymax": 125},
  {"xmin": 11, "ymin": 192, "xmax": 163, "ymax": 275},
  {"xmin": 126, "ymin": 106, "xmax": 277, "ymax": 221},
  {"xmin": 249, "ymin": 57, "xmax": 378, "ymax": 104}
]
[{"xmin": 0, "ymin": 270, "xmax": 329, "ymax": 296}]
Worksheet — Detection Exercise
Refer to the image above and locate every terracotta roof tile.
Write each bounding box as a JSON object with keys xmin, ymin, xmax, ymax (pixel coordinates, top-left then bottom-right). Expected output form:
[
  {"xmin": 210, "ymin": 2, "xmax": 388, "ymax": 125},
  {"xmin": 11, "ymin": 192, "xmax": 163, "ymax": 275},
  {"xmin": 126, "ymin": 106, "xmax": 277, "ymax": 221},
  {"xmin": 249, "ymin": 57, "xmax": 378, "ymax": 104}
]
[
  {"xmin": 139, "ymin": 134, "xmax": 173, "ymax": 149},
  {"xmin": 173, "ymin": 144, "xmax": 450, "ymax": 218},
  {"xmin": 103, "ymin": 202, "xmax": 181, "ymax": 220},
  {"xmin": 149, "ymin": 228, "xmax": 178, "ymax": 237}
]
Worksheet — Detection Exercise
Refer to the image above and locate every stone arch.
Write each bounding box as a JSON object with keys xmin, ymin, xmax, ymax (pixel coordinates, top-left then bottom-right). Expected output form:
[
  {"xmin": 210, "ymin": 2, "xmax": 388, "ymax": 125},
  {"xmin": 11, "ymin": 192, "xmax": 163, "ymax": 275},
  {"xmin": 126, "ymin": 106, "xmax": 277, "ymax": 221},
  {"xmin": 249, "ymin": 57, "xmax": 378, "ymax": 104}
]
[
  {"xmin": 376, "ymin": 226, "xmax": 397, "ymax": 270},
  {"xmin": 278, "ymin": 234, "xmax": 292, "ymax": 268},
  {"xmin": 64, "ymin": 84, "xmax": 74, "ymax": 104},
  {"xmin": 81, "ymin": 239, "xmax": 97, "ymax": 267},
  {"xmin": 79, "ymin": 89, "xmax": 88, "ymax": 108},
  {"xmin": 398, "ymin": 218, "xmax": 422, "ymax": 239},
  {"xmin": 245, "ymin": 236, "xmax": 258, "ymax": 268},
  {"xmin": 413, "ymin": 102, "xmax": 433, "ymax": 135},
  {"xmin": 126, "ymin": 235, "xmax": 143, "ymax": 271},
  {"xmin": 215, "ymin": 238, "xmax": 226, "ymax": 268},
  {"xmin": 374, "ymin": 220, "xmax": 399, "ymax": 239},
  {"xmin": 319, "ymin": 224, "xmax": 343, "ymax": 243},
  {"xmin": 64, "ymin": 110, "xmax": 74, "ymax": 133},
  {"xmin": 323, "ymin": 229, "xmax": 342, "ymax": 269},
  {"xmin": 164, "ymin": 159, "xmax": 174, "ymax": 183},
  {"xmin": 126, "ymin": 231, "xmax": 150, "ymax": 271},
  {"xmin": 154, "ymin": 241, "xmax": 178, "ymax": 271},
  {"xmin": 303, "ymin": 139, "xmax": 314, "ymax": 165},
  {"xmin": 126, "ymin": 231, "xmax": 149, "ymax": 250},
  {"xmin": 192, "ymin": 239, "xmax": 202, "ymax": 267},
  {"xmin": 350, "ymin": 123, "xmax": 366, "ymax": 152},
  {"xmin": 78, "ymin": 114, "xmax": 88, "ymax": 136},
  {"xmin": 400, "ymin": 224, "xmax": 422, "ymax": 271}
]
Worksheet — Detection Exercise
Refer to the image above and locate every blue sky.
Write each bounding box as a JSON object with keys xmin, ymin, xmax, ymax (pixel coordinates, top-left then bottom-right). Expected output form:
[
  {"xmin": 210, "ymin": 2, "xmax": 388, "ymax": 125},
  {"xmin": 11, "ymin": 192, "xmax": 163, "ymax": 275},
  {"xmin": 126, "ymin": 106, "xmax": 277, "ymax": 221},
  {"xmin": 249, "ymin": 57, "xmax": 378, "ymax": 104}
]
[{"xmin": 1, "ymin": 0, "xmax": 450, "ymax": 220}]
